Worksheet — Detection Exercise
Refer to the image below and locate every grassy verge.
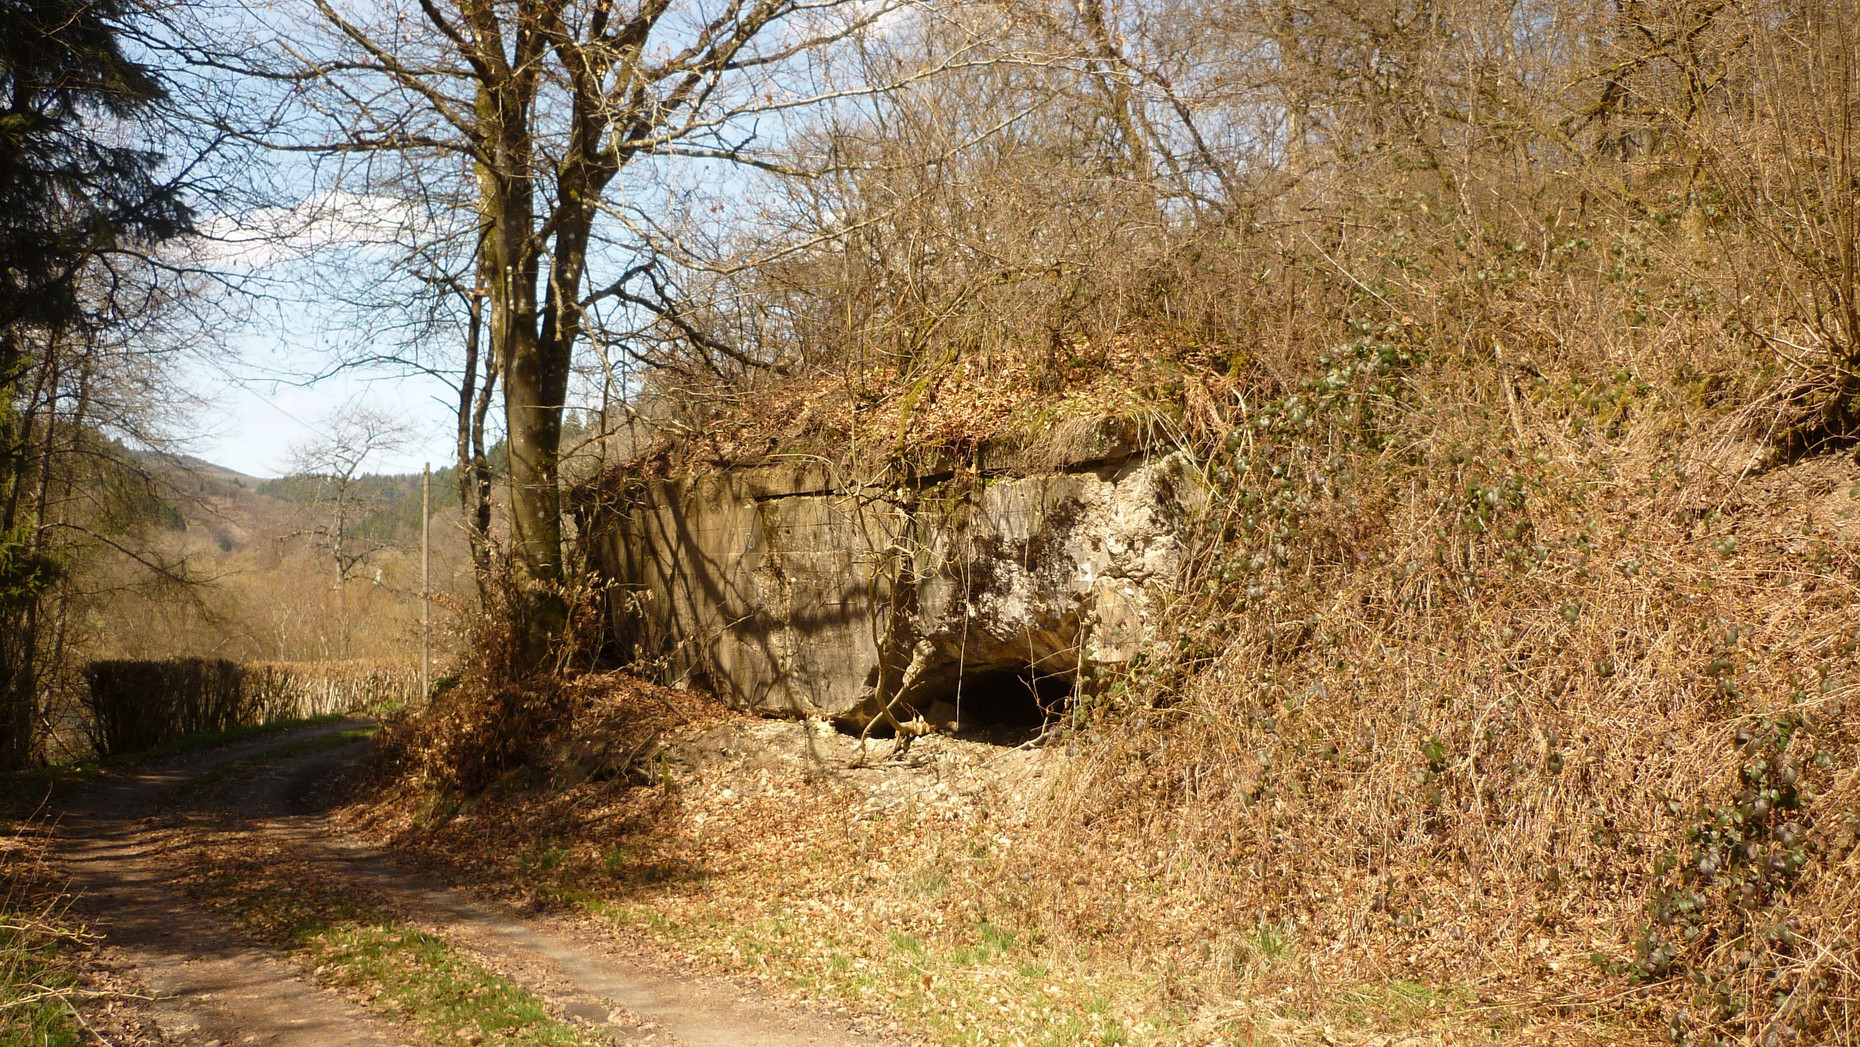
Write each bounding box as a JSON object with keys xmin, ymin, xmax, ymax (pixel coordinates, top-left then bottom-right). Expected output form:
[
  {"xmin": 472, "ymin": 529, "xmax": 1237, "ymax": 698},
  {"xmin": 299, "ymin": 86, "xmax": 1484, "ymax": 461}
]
[
  {"xmin": 200, "ymin": 866, "xmax": 600, "ymax": 1047},
  {"xmin": 534, "ymin": 834, "xmax": 1529, "ymax": 1047},
  {"xmin": 0, "ymin": 906, "xmax": 92, "ymax": 1047},
  {"xmin": 572, "ymin": 885, "xmax": 1173, "ymax": 1047},
  {"xmin": 341, "ymin": 703, "xmax": 1569, "ymax": 1047},
  {"xmin": 390, "ymin": 765, "xmax": 1523, "ymax": 1047}
]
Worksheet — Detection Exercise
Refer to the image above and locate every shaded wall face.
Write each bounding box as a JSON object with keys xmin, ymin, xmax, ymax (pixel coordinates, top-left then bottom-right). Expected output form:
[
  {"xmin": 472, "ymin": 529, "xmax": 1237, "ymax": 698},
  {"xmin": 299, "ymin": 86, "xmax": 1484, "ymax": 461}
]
[{"xmin": 590, "ymin": 454, "xmax": 1192, "ymax": 718}]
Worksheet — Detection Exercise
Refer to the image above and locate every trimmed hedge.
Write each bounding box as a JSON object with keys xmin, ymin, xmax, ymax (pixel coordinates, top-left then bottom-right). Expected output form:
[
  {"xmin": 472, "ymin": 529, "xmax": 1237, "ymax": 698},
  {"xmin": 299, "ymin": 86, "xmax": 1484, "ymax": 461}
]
[{"xmin": 82, "ymin": 658, "xmax": 420, "ymax": 757}]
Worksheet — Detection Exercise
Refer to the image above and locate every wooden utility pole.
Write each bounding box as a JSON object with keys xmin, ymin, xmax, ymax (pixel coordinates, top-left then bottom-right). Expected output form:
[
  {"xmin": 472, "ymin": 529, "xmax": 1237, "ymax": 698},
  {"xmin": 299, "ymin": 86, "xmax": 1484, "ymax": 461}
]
[{"xmin": 421, "ymin": 462, "xmax": 430, "ymax": 699}]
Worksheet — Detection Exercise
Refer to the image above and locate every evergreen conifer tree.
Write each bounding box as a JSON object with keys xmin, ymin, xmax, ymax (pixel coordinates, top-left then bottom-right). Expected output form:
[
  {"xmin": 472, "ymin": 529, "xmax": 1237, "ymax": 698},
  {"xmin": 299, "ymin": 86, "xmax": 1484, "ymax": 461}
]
[{"xmin": 0, "ymin": 0, "xmax": 191, "ymax": 766}]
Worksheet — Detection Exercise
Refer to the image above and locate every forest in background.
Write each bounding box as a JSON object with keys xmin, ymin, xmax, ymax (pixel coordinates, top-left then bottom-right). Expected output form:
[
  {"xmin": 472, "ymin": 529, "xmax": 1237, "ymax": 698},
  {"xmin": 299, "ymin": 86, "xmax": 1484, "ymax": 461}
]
[{"xmin": 93, "ymin": 452, "xmax": 472, "ymax": 663}]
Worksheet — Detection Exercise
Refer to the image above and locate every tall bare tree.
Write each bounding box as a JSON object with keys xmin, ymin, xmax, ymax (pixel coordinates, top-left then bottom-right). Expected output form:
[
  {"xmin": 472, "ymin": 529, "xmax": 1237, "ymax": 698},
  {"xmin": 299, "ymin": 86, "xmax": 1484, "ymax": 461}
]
[
  {"xmin": 286, "ymin": 407, "xmax": 410, "ymax": 587},
  {"xmin": 283, "ymin": 405, "xmax": 412, "ymax": 658},
  {"xmin": 222, "ymin": 0, "xmax": 915, "ymax": 658}
]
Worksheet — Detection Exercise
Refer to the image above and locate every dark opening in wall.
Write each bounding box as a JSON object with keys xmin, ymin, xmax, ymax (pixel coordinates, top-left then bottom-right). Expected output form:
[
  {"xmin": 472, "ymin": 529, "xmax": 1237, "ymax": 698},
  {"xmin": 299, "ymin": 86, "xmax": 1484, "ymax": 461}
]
[
  {"xmin": 947, "ymin": 668, "xmax": 1072, "ymax": 731},
  {"xmin": 835, "ymin": 663, "xmax": 1075, "ymax": 745}
]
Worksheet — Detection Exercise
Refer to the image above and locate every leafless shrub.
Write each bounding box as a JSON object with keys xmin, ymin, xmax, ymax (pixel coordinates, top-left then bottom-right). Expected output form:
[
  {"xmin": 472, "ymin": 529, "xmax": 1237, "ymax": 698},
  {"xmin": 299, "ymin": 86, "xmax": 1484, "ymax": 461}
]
[{"xmin": 0, "ymin": 826, "xmax": 130, "ymax": 1043}]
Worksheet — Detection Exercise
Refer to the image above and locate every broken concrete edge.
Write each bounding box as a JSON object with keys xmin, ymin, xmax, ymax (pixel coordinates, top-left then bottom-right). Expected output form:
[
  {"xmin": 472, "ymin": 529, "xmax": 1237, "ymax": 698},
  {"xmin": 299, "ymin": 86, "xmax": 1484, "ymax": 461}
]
[{"xmin": 580, "ymin": 414, "xmax": 1169, "ymax": 503}]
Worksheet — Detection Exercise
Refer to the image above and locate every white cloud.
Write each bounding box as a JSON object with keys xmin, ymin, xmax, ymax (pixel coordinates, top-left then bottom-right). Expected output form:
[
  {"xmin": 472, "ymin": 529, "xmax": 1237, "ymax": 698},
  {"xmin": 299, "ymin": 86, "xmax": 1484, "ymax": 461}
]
[{"xmin": 186, "ymin": 189, "xmax": 431, "ymax": 270}]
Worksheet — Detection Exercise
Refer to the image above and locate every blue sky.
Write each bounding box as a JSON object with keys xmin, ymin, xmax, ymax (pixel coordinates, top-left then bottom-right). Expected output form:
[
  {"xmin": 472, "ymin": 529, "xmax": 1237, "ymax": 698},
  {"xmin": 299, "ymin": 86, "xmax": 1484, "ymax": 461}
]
[
  {"xmin": 186, "ymin": 346, "xmax": 460, "ymax": 478},
  {"xmin": 173, "ymin": 184, "xmax": 474, "ymax": 478},
  {"xmin": 176, "ymin": 264, "xmax": 467, "ymax": 478}
]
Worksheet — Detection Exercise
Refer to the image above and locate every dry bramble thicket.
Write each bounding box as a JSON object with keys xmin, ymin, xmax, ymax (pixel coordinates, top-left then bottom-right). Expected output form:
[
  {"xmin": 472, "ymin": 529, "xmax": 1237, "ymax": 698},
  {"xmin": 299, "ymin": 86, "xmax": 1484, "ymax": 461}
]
[{"xmin": 367, "ymin": 1, "xmax": 1860, "ymax": 1044}]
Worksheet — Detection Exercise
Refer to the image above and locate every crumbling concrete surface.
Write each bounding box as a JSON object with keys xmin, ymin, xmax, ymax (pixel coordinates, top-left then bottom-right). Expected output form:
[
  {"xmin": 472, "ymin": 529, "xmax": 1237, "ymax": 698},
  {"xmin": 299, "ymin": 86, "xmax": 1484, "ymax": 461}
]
[{"xmin": 583, "ymin": 418, "xmax": 1198, "ymax": 722}]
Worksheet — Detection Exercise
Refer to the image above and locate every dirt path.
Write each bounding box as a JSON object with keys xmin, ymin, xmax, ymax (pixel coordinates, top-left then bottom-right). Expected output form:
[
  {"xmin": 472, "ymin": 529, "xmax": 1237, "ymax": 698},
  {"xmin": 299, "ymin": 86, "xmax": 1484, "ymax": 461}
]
[
  {"xmin": 51, "ymin": 726, "xmax": 907, "ymax": 1047},
  {"xmin": 55, "ymin": 723, "xmax": 399, "ymax": 1046}
]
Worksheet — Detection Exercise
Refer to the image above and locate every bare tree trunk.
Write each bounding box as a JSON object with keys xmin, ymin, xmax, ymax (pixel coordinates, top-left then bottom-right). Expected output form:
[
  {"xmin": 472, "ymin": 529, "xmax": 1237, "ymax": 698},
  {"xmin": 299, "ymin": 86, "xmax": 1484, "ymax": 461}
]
[
  {"xmin": 0, "ymin": 324, "xmax": 75, "ymax": 767},
  {"xmin": 481, "ymin": 147, "xmax": 571, "ymax": 640},
  {"xmin": 1074, "ymin": 0, "xmax": 1151, "ymax": 182},
  {"xmin": 478, "ymin": 39, "xmax": 617, "ymax": 652},
  {"xmin": 275, "ymin": 0, "xmax": 900, "ymax": 665},
  {"xmin": 455, "ymin": 255, "xmax": 498, "ymax": 595}
]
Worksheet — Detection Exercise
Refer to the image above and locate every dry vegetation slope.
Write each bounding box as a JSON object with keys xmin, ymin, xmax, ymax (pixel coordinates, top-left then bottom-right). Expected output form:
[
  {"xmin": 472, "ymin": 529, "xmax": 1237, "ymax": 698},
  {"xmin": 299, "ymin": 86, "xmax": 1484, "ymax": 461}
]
[
  {"xmin": 363, "ymin": 302, "xmax": 1860, "ymax": 1046},
  {"xmin": 1035, "ymin": 344, "xmax": 1860, "ymax": 1045}
]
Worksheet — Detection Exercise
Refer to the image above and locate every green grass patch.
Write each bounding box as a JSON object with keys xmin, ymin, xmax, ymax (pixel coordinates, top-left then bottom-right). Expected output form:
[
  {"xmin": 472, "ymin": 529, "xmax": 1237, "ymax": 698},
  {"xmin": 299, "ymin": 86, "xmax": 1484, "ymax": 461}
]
[
  {"xmin": 568, "ymin": 886, "xmax": 1179, "ymax": 1047},
  {"xmin": 1335, "ymin": 980, "xmax": 1480, "ymax": 1029},
  {"xmin": 99, "ymin": 714, "xmax": 355, "ymax": 769},
  {"xmin": 223, "ymin": 881, "xmax": 599, "ymax": 1047},
  {"xmin": 257, "ymin": 726, "xmax": 378, "ymax": 760},
  {"xmin": 0, "ymin": 913, "xmax": 99, "ymax": 1047}
]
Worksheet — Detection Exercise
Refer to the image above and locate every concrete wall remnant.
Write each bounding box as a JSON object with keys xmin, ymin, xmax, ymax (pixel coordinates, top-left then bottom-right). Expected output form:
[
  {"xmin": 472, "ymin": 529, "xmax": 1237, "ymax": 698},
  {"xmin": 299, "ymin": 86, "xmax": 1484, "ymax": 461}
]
[{"xmin": 583, "ymin": 417, "xmax": 1196, "ymax": 723}]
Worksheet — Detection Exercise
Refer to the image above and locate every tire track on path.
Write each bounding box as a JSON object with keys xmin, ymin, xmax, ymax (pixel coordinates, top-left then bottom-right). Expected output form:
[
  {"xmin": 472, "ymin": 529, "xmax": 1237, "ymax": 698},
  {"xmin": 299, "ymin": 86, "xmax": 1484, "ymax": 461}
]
[
  {"xmin": 255, "ymin": 744, "xmax": 904, "ymax": 1047},
  {"xmin": 54, "ymin": 721, "xmax": 400, "ymax": 1046},
  {"xmin": 52, "ymin": 722, "xmax": 909, "ymax": 1047}
]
